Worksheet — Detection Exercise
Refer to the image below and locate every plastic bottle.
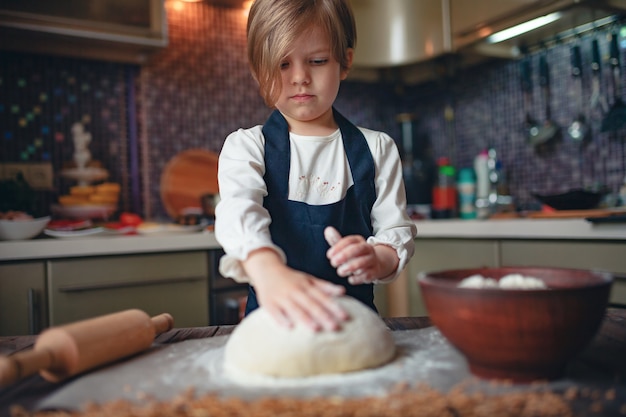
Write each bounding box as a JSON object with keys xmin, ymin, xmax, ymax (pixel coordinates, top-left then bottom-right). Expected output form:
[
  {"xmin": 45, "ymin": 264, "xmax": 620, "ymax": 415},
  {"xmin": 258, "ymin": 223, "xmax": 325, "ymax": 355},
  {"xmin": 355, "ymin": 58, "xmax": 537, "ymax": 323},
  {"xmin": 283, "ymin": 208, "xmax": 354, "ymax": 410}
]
[
  {"xmin": 457, "ymin": 168, "xmax": 477, "ymax": 219},
  {"xmin": 431, "ymin": 157, "xmax": 456, "ymax": 219},
  {"xmin": 620, "ymin": 175, "xmax": 626, "ymax": 207},
  {"xmin": 473, "ymin": 150, "xmax": 490, "ymax": 219}
]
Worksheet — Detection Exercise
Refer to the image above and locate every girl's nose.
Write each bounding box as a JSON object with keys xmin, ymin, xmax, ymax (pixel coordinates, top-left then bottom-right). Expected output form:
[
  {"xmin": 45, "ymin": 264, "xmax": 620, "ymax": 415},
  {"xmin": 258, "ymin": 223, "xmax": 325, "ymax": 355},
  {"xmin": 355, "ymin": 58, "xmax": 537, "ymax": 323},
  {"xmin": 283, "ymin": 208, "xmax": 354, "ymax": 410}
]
[{"xmin": 290, "ymin": 63, "xmax": 310, "ymax": 85}]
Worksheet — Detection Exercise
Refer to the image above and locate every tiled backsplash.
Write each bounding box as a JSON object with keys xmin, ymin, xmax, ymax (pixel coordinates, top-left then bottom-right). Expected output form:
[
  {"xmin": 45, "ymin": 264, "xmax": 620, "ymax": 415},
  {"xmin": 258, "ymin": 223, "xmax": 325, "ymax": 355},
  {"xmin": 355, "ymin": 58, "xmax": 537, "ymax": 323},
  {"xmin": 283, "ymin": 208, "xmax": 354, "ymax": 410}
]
[{"xmin": 1, "ymin": 1, "xmax": 624, "ymax": 219}]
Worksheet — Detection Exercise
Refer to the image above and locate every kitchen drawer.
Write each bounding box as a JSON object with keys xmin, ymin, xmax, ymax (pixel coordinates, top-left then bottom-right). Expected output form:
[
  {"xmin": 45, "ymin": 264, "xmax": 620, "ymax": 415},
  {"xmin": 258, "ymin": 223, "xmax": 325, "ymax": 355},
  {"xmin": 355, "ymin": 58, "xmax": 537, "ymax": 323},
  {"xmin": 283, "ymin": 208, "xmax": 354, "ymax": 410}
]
[
  {"xmin": 47, "ymin": 252, "xmax": 208, "ymax": 328},
  {"xmin": 0, "ymin": 261, "xmax": 47, "ymax": 336},
  {"xmin": 501, "ymin": 240, "xmax": 626, "ymax": 306}
]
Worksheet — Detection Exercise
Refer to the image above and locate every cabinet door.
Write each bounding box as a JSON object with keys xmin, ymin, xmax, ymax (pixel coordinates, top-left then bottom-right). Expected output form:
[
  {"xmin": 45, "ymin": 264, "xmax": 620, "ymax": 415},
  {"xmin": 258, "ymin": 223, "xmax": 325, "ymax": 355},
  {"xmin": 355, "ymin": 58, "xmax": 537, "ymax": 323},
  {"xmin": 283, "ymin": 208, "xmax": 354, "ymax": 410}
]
[
  {"xmin": 501, "ymin": 240, "xmax": 626, "ymax": 307},
  {"xmin": 408, "ymin": 239, "xmax": 500, "ymax": 316},
  {"xmin": 0, "ymin": 262, "xmax": 46, "ymax": 336},
  {"xmin": 48, "ymin": 252, "xmax": 208, "ymax": 328}
]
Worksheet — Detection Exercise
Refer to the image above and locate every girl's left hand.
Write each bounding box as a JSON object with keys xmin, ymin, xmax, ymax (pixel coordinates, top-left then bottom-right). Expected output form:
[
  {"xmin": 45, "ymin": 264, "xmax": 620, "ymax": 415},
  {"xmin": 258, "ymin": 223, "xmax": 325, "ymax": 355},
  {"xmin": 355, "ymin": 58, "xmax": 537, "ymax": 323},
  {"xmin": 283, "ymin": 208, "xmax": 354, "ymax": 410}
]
[{"xmin": 324, "ymin": 226, "xmax": 396, "ymax": 285}]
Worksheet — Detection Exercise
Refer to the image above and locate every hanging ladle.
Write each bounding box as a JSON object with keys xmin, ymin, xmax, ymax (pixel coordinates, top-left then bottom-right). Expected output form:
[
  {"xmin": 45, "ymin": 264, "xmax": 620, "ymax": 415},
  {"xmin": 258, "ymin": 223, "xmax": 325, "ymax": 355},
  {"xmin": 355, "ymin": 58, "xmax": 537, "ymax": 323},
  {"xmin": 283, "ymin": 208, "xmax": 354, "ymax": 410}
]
[
  {"xmin": 529, "ymin": 50, "xmax": 560, "ymax": 147},
  {"xmin": 567, "ymin": 42, "xmax": 590, "ymax": 143},
  {"xmin": 601, "ymin": 30, "xmax": 626, "ymax": 132},
  {"xmin": 590, "ymin": 36, "xmax": 609, "ymax": 118},
  {"xmin": 520, "ymin": 53, "xmax": 540, "ymax": 139}
]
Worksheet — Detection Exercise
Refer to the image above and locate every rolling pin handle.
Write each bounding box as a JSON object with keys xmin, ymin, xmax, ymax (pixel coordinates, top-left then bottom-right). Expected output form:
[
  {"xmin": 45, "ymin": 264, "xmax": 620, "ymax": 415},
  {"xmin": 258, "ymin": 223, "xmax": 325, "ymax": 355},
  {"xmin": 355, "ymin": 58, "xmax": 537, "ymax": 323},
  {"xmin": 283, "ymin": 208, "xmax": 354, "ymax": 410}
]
[
  {"xmin": 0, "ymin": 348, "xmax": 54, "ymax": 388},
  {"xmin": 151, "ymin": 313, "xmax": 174, "ymax": 335}
]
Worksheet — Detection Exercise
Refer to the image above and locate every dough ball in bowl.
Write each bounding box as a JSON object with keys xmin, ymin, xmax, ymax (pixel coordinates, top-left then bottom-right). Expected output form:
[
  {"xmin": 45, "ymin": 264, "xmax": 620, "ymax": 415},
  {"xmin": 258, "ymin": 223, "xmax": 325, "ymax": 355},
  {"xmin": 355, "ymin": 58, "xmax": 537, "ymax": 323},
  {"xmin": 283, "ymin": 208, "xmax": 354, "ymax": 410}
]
[
  {"xmin": 223, "ymin": 296, "xmax": 395, "ymax": 378},
  {"xmin": 418, "ymin": 266, "xmax": 613, "ymax": 382}
]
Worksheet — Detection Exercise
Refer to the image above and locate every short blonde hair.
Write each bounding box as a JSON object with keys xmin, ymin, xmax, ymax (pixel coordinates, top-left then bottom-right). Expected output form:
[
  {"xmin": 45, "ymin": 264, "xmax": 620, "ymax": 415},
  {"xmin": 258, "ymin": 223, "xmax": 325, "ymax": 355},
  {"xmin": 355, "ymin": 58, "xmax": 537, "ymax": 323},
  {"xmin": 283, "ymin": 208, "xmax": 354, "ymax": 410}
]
[{"xmin": 247, "ymin": 0, "xmax": 356, "ymax": 107}]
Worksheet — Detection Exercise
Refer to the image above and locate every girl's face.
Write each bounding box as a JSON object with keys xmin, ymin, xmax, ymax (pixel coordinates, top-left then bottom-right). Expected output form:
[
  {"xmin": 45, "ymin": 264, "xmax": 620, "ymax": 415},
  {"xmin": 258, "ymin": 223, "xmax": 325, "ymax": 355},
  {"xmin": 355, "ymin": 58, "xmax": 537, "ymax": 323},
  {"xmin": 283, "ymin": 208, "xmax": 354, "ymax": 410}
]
[{"xmin": 273, "ymin": 25, "xmax": 352, "ymax": 136}]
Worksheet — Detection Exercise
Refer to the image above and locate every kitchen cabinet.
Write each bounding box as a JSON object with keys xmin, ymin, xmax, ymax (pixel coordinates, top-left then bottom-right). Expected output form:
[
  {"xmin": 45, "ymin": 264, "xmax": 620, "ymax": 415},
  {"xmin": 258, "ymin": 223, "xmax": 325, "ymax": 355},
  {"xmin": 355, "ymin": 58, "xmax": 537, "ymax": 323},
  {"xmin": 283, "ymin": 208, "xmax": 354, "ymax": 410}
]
[
  {"xmin": 47, "ymin": 252, "xmax": 209, "ymax": 328},
  {"xmin": 407, "ymin": 239, "xmax": 500, "ymax": 316},
  {"xmin": 208, "ymin": 250, "xmax": 248, "ymax": 326},
  {"xmin": 0, "ymin": 261, "xmax": 47, "ymax": 336},
  {"xmin": 0, "ymin": 0, "xmax": 167, "ymax": 64},
  {"xmin": 501, "ymin": 240, "xmax": 626, "ymax": 307},
  {"xmin": 405, "ymin": 238, "xmax": 626, "ymax": 315}
]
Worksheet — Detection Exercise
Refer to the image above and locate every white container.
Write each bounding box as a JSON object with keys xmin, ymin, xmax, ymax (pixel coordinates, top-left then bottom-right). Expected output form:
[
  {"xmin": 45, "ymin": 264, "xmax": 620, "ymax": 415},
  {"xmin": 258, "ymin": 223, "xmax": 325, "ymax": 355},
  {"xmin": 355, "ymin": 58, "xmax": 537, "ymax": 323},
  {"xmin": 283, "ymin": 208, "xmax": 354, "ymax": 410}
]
[{"xmin": 473, "ymin": 150, "xmax": 490, "ymax": 218}]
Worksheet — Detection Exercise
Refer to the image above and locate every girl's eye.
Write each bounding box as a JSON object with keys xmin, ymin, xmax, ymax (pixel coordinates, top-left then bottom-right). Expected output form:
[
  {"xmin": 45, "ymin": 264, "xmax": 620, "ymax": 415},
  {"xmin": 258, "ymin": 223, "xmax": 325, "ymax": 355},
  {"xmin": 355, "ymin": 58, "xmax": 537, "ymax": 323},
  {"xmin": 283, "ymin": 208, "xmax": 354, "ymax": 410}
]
[
  {"xmin": 310, "ymin": 58, "xmax": 328, "ymax": 65},
  {"xmin": 280, "ymin": 62, "xmax": 290, "ymax": 69}
]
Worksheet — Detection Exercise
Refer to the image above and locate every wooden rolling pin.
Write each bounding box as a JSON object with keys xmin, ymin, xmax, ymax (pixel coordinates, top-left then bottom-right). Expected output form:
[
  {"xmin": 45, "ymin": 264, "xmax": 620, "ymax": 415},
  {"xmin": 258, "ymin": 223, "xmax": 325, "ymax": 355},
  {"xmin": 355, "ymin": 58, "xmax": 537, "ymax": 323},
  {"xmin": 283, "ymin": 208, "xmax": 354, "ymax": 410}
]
[{"xmin": 0, "ymin": 309, "xmax": 173, "ymax": 388}]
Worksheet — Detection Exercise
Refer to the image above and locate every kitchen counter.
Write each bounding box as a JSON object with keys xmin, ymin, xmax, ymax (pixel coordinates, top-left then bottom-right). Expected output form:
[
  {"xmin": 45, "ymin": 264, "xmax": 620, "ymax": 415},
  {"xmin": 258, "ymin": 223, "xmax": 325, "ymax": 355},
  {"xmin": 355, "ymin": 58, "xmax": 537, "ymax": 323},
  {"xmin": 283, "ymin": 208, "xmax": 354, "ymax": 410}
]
[
  {"xmin": 1, "ymin": 310, "xmax": 625, "ymax": 416},
  {"xmin": 415, "ymin": 218, "xmax": 626, "ymax": 240},
  {"xmin": 0, "ymin": 230, "xmax": 221, "ymax": 262},
  {"xmin": 1, "ymin": 218, "xmax": 625, "ymax": 263}
]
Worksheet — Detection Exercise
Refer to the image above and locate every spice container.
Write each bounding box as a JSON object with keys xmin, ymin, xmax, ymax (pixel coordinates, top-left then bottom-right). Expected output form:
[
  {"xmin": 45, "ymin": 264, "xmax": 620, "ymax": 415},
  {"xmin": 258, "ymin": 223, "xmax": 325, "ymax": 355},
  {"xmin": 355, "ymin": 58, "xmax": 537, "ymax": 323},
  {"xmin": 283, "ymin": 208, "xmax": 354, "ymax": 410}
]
[
  {"xmin": 457, "ymin": 168, "xmax": 477, "ymax": 219},
  {"xmin": 431, "ymin": 157, "xmax": 456, "ymax": 219}
]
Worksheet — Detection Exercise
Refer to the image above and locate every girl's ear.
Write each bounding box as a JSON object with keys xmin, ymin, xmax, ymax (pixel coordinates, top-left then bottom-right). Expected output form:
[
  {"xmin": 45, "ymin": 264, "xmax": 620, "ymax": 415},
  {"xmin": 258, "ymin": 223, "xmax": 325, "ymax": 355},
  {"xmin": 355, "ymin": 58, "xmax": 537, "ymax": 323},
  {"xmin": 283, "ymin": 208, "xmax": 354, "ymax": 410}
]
[{"xmin": 340, "ymin": 48, "xmax": 354, "ymax": 80}]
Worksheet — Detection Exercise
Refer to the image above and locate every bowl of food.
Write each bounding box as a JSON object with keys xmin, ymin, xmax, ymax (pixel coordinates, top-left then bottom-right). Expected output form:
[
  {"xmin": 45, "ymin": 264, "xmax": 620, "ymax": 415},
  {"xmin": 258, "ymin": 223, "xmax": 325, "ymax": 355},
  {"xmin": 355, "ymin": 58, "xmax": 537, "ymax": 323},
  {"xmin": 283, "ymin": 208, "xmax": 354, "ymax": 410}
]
[
  {"xmin": 0, "ymin": 212, "xmax": 51, "ymax": 240},
  {"xmin": 418, "ymin": 267, "xmax": 613, "ymax": 382}
]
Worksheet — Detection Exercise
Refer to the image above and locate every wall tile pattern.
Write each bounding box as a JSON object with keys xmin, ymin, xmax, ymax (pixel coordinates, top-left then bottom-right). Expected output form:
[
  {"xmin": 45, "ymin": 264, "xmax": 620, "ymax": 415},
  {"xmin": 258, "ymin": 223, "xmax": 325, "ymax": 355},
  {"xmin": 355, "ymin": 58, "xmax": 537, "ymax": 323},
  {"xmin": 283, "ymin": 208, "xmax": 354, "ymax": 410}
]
[
  {"xmin": 0, "ymin": 2, "xmax": 624, "ymax": 219},
  {"xmin": 0, "ymin": 51, "xmax": 130, "ymax": 215}
]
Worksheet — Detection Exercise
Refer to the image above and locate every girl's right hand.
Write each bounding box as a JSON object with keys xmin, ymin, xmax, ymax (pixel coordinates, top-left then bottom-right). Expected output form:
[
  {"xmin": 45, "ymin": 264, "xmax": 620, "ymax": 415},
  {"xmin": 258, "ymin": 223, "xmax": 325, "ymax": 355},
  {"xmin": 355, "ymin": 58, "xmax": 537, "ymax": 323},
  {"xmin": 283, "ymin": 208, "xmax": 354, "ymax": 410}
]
[{"xmin": 243, "ymin": 248, "xmax": 348, "ymax": 331}]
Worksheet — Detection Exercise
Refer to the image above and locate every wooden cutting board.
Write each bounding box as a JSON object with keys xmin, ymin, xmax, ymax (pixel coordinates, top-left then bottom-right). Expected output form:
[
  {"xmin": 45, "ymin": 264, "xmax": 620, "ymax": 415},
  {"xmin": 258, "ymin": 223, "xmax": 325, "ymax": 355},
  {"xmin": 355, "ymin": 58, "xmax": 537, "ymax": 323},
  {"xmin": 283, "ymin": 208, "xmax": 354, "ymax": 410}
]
[
  {"xmin": 527, "ymin": 208, "xmax": 624, "ymax": 219},
  {"xmin": 160, "ymin": 149, "xmax": 219, "ymax": 219}
]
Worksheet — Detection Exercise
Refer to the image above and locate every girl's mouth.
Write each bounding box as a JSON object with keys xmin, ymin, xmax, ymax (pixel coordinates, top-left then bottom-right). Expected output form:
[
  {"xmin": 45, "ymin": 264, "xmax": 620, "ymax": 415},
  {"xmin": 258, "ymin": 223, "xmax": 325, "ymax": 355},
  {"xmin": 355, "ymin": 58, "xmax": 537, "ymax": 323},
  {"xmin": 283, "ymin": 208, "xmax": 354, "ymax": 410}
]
[{"xmin": 291, "ymin": 94, "xmax": 314, "ymax": 102}]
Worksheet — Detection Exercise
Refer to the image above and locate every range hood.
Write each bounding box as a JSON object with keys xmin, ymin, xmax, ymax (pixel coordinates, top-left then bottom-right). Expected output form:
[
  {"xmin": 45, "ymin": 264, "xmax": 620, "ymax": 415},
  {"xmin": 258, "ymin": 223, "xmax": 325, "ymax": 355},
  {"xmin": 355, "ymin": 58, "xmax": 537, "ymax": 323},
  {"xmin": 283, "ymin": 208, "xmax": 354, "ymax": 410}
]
[{"xmin": 349, "ymin": 0, "xmax": 626, "ymax": 84}]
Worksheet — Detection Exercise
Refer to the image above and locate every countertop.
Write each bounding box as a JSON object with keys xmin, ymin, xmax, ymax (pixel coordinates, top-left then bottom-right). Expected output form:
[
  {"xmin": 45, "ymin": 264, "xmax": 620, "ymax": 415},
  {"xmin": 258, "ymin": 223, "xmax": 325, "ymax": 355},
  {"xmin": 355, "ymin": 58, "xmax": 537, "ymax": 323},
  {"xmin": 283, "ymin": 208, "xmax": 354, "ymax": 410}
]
[
  {"xmin": 0, "ymin": 230, "xmax": 221, "ymax": 261},
  {"xmin": 1, "ymin": 311, "xmax": 625, "ymax": 416},
  {"xmin": 1, "ymin": 218, "xmax": 625, "ymax": 263},
  {"xmin": 415, "ymin": 218, "xmax": 626, "ymax": 240}
]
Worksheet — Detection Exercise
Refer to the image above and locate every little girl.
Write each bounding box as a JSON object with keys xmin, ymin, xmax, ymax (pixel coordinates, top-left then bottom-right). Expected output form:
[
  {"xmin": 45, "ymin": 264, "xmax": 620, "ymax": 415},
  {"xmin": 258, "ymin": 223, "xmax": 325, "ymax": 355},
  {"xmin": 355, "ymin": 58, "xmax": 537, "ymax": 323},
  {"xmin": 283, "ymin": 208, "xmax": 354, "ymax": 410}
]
[{"xmin": 215, "ymin": 0, "xmax": 417, "ymax": 332}]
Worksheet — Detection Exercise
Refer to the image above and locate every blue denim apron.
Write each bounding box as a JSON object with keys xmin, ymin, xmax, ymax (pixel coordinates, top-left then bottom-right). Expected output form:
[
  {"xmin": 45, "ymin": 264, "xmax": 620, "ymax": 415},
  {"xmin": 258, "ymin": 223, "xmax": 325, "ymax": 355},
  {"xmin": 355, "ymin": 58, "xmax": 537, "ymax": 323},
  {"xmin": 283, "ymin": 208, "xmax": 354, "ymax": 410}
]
[{"xmin": 245, "ymin": 108, "xmax": 377, "ymax": 315}]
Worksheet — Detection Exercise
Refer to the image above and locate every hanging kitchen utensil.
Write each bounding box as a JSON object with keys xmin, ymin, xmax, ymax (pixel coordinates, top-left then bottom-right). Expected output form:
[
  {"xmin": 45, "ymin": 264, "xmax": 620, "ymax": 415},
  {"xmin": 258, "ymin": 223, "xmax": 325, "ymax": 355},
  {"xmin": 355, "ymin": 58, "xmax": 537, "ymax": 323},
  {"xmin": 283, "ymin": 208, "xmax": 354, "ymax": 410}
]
[
  {"xmin": 567, "ymin": 42, "xmax": 590, "ymax": 144},
  {"xmin": 601, "ymin": 30, "xmax": 626, "ymax": 132},
  {"xmin": 590, "ymin": 36, "xmax": 609, "ymax": 119},
  {"xmin": 520, "ymin": 52, "xmax": 540, "ymax": 140},
  {"xmin": 530, "ymin": 50, "xmax": 560, "ymax": 149}
]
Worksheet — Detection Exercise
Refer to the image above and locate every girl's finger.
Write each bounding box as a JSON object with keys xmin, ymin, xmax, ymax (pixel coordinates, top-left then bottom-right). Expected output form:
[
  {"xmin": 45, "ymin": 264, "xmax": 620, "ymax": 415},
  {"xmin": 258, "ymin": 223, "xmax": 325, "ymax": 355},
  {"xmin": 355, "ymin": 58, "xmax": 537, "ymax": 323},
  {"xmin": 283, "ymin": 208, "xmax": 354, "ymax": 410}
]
[{"xmin": 324, "ymin": 226, "xmax": 342, "ymax": 246}]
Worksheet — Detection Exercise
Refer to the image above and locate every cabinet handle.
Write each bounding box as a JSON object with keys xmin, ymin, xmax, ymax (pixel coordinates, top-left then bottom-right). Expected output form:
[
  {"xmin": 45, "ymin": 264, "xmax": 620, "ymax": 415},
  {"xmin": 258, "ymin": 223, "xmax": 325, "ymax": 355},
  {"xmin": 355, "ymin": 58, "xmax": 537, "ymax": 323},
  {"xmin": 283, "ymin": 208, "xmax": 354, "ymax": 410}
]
[
  {"xmin": 58, "ymin": 276, "xmax": 205, "ymax": 293},
  {"xmin": 27, "ymin": 288, "xmax": 40, "ymax": 335}
]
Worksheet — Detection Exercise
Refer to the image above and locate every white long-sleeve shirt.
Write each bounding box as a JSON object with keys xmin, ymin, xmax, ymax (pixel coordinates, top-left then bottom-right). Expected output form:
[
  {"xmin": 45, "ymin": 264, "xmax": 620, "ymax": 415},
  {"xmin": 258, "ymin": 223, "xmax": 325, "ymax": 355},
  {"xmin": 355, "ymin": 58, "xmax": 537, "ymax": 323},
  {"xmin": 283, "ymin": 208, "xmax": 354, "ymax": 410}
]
[{"xmin": 215, "ymin": 124, "xmax": 417, "ymax": 283}]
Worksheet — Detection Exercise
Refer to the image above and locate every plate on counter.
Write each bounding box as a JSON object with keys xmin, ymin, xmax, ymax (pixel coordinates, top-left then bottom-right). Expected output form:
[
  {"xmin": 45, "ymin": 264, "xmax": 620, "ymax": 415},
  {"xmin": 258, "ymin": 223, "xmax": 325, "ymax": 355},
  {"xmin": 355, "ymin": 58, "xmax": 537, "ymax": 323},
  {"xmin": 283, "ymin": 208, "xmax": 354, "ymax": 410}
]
[
  {"xmin": 136, "ymin": 221, "xmax": 208, "ymax": 235},
  {"xmin": 44, "ymin": 227, "xmax": 106, "ymax": 238}
]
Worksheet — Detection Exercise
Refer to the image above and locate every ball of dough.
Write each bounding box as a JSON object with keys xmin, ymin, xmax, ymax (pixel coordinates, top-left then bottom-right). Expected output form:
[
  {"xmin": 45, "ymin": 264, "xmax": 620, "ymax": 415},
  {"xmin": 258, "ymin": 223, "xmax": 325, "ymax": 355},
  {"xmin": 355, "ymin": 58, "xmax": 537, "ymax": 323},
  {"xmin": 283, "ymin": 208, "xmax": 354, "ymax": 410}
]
[{"xmin": 223, "ymin": 296, "xmax": 396, "ymax": 378}]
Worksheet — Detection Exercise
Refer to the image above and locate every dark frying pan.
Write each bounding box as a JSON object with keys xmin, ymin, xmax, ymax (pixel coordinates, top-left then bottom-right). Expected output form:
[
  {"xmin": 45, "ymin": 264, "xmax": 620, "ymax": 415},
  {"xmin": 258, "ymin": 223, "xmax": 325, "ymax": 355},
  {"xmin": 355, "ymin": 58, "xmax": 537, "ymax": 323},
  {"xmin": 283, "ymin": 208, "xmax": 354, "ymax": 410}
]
[
  {"xmin": 601, "ymin": 31, "xmax": 626, "ymax": 132},
  {"xmin": 532, "ymin": 189, "xmax": 608, "ymax": 211}
]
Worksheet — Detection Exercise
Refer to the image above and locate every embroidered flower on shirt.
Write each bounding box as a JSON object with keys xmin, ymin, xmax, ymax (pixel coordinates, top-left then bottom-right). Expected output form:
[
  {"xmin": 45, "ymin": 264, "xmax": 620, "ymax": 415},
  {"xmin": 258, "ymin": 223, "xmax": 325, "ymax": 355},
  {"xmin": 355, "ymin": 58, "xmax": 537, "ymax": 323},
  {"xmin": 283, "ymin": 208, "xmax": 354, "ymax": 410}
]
[{"xmin": 295, "ymin": 175, "xmax": 342, "ymax": 202}]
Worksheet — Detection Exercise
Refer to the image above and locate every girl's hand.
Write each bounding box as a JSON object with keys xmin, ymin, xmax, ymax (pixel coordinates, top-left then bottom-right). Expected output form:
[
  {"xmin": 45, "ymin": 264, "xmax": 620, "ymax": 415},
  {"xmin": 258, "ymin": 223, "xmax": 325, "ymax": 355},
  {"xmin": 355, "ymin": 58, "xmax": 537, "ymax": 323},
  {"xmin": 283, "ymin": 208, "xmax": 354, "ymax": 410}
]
[
  {"xmin": 324, "ymin": 226, "xmax": 398, "ymax": 285},
  {"xmin": 244, "ymin": 248, "xmax": 348, "ymax": 331}
]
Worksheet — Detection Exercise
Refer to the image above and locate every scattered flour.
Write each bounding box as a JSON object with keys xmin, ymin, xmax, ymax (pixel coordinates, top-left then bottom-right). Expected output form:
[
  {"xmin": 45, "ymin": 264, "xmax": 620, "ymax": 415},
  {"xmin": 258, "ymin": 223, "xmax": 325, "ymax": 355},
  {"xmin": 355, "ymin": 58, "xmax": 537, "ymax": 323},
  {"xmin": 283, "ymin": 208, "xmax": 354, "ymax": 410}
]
[
  {"xmin": 38, "ymin": 327, "xmax": 471, "ymax": 411},
  {"xmin": 458, "ymin": 273, "xmax": 547, "ymax": 289}
]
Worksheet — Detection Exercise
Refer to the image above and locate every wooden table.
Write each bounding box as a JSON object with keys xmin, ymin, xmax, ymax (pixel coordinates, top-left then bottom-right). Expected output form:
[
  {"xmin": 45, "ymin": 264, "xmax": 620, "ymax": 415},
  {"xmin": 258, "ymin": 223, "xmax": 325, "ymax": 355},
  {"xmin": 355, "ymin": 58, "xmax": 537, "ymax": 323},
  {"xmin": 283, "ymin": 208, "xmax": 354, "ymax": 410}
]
[{"xmin": 1, "ymin": 311, "xmax": 625, "ymax": 417}]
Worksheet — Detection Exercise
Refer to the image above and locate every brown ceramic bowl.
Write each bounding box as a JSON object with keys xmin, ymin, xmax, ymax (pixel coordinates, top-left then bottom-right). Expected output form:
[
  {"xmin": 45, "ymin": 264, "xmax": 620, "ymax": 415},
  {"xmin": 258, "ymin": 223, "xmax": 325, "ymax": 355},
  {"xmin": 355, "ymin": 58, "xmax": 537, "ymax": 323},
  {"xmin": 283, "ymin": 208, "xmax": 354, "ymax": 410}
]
[{"xmin": 418, "ymin": 267, "xmax": 613, "ymax": 382}]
